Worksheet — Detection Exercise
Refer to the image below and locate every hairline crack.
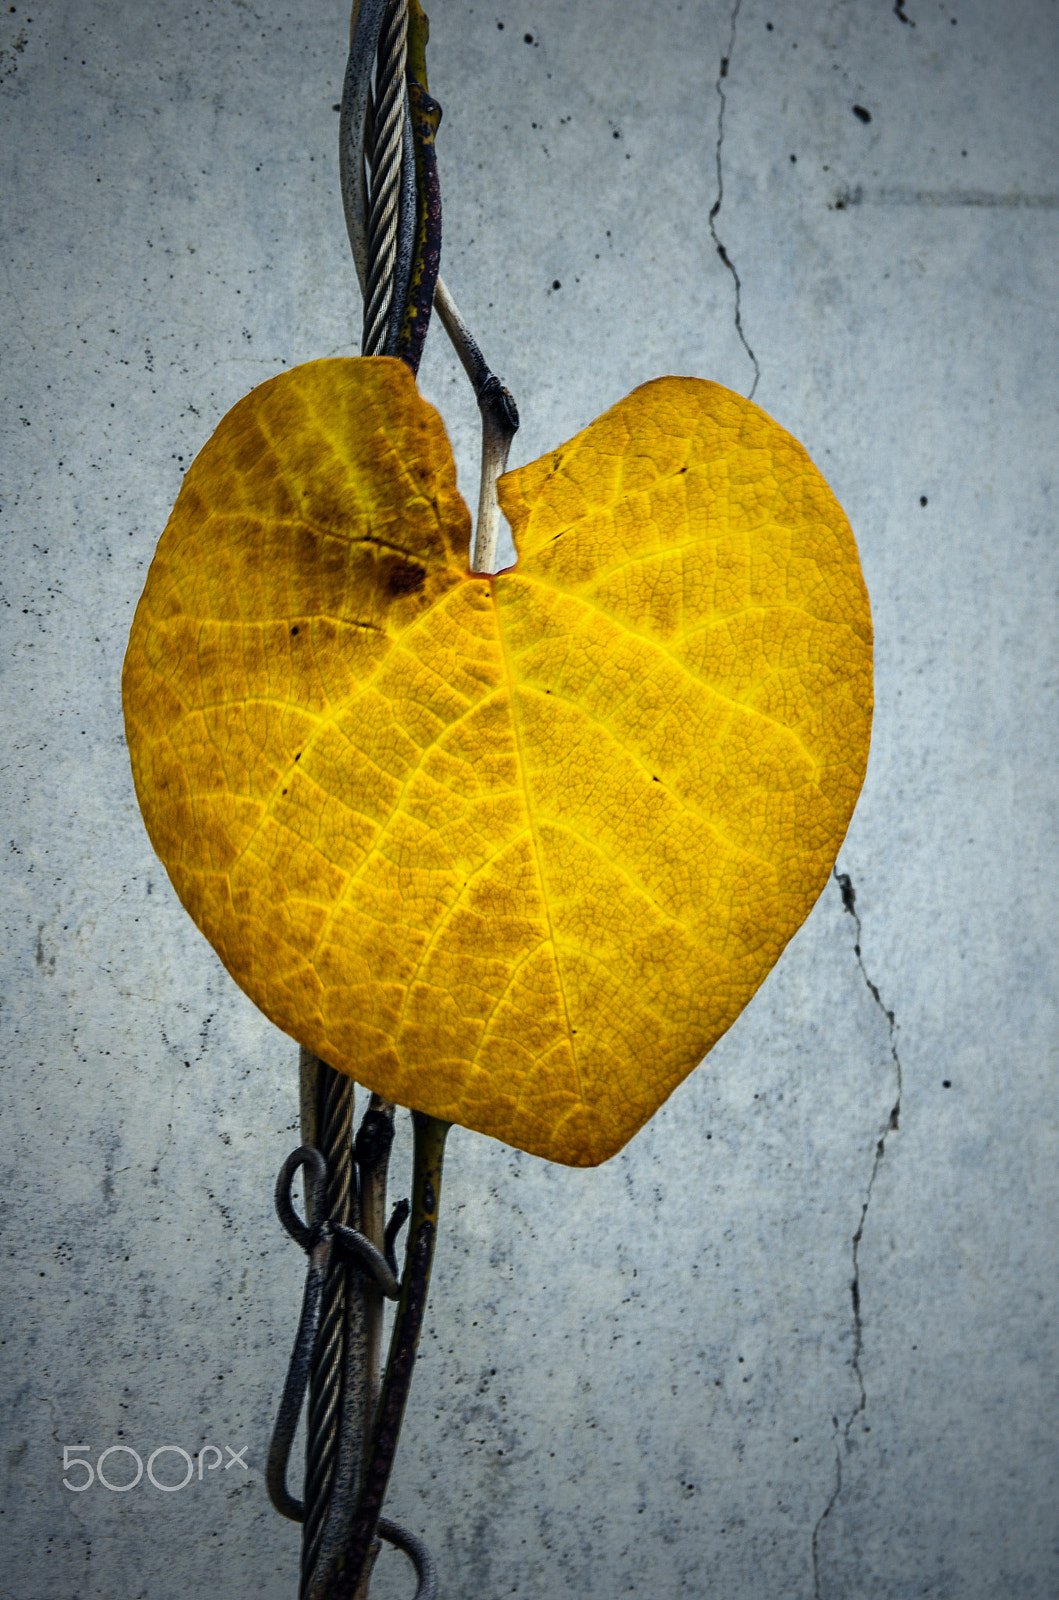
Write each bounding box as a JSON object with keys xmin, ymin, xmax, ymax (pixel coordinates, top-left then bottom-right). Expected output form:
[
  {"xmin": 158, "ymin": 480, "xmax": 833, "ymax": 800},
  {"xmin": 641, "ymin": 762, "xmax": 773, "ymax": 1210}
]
[
  {"xmin": 709, "ymin": 0, "xmax": 761, "ymax": 400},
  {"xmin": 811, "ymin": 867, "xmax": 903, "ymax": 1598}
]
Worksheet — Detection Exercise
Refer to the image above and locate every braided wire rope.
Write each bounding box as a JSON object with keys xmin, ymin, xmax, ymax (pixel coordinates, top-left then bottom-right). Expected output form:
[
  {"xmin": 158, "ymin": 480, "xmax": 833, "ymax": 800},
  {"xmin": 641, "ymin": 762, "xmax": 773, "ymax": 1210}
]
[
  {"xmin": 300, "ymin": 1067, "xmax": 356, "ymax": 1595},
  {"xmin": 361, "ymin": 0, "xmax": 410, "ymax": 356},
  {"xmin": 294, "ymin": 9, "xmax": 414, "ymax": 1590},
  {"xmin": 268, "ymin": 6, "xmax": 456, "ymax": 1594}
]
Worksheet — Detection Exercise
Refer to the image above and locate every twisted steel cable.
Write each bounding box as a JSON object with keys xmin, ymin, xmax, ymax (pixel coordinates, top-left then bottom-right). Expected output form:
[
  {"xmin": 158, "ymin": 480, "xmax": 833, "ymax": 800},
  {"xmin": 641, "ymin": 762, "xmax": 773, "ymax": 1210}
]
[
  {"xmin": 270, "ymin": 9, "xmax": 442, "ymax": 1594},
  {"xmin": 300, "ymin": 1067, "xmax": 356, "ymax": 1597},
  {"xmin": 267, "ymin": 1128, "xmax": 409, "ymax": 1596},
  {"xmin": 361, "ymin": 0, "xmax": 410, "ymax": 356},
  {"xmin": 289, "ymin": 9, "xmax": 414, "ymax": 1593},
  {"xmin": 299, "ymin": 23, "xmax": 411, "ymax": 1584}
]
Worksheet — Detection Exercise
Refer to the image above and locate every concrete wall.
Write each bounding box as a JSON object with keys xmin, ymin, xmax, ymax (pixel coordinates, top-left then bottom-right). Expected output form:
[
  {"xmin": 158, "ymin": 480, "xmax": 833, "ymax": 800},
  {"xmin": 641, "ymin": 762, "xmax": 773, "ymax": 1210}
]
[{"xmin": 2, "ymin": 1, "xmax": 1056, "ymax": 1596}]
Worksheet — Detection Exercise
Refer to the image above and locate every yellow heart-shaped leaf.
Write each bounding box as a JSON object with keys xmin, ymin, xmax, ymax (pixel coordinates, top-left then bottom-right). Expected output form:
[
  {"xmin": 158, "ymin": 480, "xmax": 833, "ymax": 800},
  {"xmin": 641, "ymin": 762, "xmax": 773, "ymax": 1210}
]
[{"xmin": 123, "ymin": 357, "xmax": 872, "ymax": 1165}]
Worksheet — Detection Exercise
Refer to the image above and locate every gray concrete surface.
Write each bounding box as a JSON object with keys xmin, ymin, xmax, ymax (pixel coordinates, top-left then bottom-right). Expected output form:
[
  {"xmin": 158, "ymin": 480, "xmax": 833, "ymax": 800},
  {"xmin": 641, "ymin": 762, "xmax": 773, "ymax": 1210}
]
[{"xmin": 2, "ymin": 1, "xmax": 1057, "ymax": 1596}]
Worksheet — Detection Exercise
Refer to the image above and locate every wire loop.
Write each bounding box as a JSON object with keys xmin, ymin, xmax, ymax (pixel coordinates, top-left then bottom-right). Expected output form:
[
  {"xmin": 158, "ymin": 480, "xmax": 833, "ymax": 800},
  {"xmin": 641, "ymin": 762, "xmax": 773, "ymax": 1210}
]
[
  {"xmin": 267, "ymin": 1142, "xmax": 409, "ymax": 1536},
  {"xmin": 377, "ymin": 1517, "xmax": 439, "ymax": 1600},
  {"xmin": 275, "ymin": 1144, "xmax": 328, "ymax": 1251}
]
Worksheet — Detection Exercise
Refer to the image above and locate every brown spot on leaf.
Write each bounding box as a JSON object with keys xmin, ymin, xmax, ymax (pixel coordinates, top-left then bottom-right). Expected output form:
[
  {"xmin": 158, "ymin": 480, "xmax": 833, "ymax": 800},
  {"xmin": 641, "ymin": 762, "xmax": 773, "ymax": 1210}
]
[{"xmin": 383, "ymin": 557, "xmax": 427, "ymax": 597}]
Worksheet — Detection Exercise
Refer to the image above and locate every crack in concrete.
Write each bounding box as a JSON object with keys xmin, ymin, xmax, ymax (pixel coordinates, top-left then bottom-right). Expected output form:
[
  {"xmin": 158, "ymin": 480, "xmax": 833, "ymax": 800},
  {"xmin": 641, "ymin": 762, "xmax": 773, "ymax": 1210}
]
[
  {"xmin": 708, "ymin": 0, "xmax": 760, "ymax": 399},
  {"xmin": 811, "ymin": 869, "xmax": 903, "ymax": 1599}
]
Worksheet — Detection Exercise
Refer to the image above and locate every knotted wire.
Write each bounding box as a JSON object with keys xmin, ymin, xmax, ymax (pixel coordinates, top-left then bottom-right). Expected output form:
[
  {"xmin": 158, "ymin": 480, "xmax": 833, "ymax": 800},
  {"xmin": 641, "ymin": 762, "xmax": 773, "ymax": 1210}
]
[{"xmin": 267, "ymin": 1117, "xmax": 418, "ymax": 1597}]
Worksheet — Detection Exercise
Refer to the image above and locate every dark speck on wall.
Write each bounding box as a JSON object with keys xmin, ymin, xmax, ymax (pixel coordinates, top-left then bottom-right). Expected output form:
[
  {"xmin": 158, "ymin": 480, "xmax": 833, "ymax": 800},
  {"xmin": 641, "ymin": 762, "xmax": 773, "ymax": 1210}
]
[
  {"xmin": 552, "ymin": 279, "xmax": 560, "ymax": 290},
  {"xmin": 853, "ymin": 104, "xmax": 872, "ymax": 123},
  {"xmin": 920, "ymin": 496, "xmax": 928, "ymax": 506}
]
